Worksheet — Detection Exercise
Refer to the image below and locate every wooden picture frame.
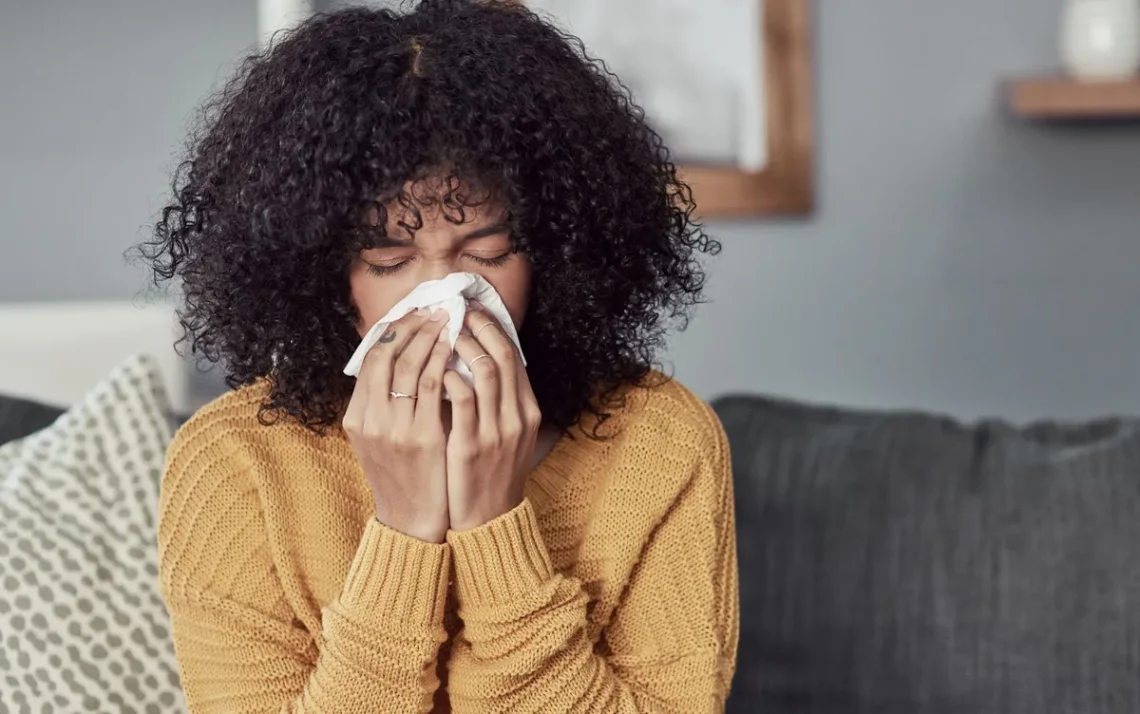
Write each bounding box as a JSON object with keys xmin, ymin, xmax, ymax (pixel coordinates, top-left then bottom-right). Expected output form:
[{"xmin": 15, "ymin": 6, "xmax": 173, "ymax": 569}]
[
  {"xmin": 678, "ymin": 0, "xmax": 815, "ymax": 218},
  {"xmin": 518, "ymin": 0, "xmax": 815, "ymax": 219}
]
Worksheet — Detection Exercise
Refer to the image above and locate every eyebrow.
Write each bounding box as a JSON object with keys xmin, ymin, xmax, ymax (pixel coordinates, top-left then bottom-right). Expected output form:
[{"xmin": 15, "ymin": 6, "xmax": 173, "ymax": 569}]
[
  {"xmin": 368, "ymin": 221, "xmax": 510, "ymax": 248},
  {"xmin": 461, "ymin": 221, "xmax": 510, "ymax": 242}
]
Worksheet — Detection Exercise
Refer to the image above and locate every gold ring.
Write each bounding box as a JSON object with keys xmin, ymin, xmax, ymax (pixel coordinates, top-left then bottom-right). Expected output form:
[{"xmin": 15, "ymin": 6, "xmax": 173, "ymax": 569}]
[
  {"xmin": 473, "ymin": 322, "xmax": 497, "ymax": 340},
  {"xmin": 467, "ymin": 354, "xmax": 493, "ymax": 369}
]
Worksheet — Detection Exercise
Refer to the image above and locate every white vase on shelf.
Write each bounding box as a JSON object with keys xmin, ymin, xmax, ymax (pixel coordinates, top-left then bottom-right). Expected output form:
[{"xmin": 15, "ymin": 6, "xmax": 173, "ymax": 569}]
[{"xmin": 1061, "ymin": 0, "xmax": 1140, "ymax": 80}]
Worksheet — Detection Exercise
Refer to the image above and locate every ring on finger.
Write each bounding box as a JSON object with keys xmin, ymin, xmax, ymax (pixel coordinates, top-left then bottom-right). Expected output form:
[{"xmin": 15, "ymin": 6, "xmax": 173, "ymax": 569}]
[
  {"xmin": 467, "ymin": 353, "xmax": 493, "ymax": 369},
  {"xmin": 473, "ymin": 321, "xmax": 497, "ymax": 340},
  {"xmin": 389, "ymin": 391, "xmax": 418, "ymax": 400}
]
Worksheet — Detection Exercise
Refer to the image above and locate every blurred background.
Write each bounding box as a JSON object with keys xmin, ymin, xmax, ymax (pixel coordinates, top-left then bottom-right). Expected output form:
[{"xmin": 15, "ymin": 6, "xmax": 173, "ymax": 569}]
[{"xmin": 2, "ymin": 0, "xmax": 1139, "ymax": 420}]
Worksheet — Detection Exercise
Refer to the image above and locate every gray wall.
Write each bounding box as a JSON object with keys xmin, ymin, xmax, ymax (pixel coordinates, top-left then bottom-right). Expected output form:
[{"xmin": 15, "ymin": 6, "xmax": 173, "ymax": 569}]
[
  {"xmin": 668, "ymin": 0, "xmax": 1140, "ymax": 421},
  {"xmin": 3, "ymin": 0, "xmax": 1139, "ymax": 420},
  {"xmin": 0, "ymin": 0, "xmax": 257, "ymax": 302}
]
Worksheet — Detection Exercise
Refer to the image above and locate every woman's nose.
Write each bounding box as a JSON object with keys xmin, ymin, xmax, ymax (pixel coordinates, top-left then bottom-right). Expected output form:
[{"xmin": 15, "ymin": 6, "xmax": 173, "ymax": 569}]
[{"xmin": 422, "ymin": 256, "xmax": 459, "ymax": 281}]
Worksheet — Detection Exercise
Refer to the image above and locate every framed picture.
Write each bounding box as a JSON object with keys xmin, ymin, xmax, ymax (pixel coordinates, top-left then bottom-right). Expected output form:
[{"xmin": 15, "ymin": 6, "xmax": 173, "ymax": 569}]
[
  {"xmin": 269, "ymin": 0, "xmax": 815, "ymax": 217},
  {"xmin": 526, "ymin": 0, "xmax": 815, "ymax": 218}
]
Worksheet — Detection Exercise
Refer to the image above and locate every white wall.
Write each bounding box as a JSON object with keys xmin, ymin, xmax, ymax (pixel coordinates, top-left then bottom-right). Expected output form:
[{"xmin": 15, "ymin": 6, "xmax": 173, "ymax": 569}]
[{"xmin": 667, "ymin": 0, "xmax": 1140, "ymax": 422}]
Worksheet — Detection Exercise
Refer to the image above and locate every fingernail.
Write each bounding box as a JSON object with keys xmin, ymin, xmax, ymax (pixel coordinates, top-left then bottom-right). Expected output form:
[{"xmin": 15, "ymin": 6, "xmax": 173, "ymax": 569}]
[
  {"xmin": 469, "ymin": 301, "xmax": 484, "ymax": 312},
  {"xmin": 430, "ymin": 308, "xmax": 445, "ymax": 321},
  {"xmin": 414, "ymin": 307, "xmax": 429, "ymax": 317}
]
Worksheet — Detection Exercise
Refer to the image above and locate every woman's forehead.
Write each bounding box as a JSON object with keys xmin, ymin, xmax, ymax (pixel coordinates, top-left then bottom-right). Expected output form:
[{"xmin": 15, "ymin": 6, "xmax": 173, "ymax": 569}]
[{"xmin": 377, "ymin": 176, "xmax": 505, "ymax": 239}]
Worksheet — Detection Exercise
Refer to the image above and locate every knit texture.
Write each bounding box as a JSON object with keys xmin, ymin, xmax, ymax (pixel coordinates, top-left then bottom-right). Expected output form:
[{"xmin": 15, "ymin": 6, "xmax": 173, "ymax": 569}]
[{"xmin": 158, "ymin": 376, "xmax": 738, "ymax": 714}]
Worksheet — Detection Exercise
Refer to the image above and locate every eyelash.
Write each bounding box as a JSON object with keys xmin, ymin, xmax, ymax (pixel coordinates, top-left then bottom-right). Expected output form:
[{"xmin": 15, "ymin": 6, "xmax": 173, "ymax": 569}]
[{"xmin": 365, "ymin": 253, "xmax": 512, "ymax": 277}]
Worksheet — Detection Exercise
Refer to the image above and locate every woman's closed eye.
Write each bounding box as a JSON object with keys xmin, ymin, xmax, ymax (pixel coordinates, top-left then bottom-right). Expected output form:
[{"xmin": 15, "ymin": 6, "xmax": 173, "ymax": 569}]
[
  {"xmin": 364, "ymin": 252, "xmax": 513, "ymax": 277},
  {"xmin": 365, "ymin": 256, "xmax": 415, "ymax": 277},
  {"xmin": 466, "ymin": 252, "xmax": 513, "ymax": 268}
]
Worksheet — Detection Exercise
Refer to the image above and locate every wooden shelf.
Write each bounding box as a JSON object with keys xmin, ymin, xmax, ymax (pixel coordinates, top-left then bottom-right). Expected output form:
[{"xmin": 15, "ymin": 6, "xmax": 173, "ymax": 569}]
[{"xmin": 1007, "ymin": 76, "xmax": 1140, "ymax": 119}]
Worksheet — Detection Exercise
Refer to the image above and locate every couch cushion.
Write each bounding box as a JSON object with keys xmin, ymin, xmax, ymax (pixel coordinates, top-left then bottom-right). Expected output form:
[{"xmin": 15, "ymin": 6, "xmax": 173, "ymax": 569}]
[
  {"xmin": 715, "ymin": 395, "xmax": 1140, "ymax": 714},
  {"xmin": 0, "ymin": 355, "xmax": 186, "ymax": 713},
  {"xmin": 0, "ymin": 394, "xmax": 64, "ymax": 446}
]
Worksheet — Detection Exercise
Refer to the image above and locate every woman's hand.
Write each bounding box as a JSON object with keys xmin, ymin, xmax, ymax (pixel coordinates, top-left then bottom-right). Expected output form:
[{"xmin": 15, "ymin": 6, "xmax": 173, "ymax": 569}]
[
  {"xmin": 443, "ymin": 306, "xmax": 542, "ymax": 532},
  {"xmin": 343, "ymin": 308, "xmax": 452, "ymax": 543}
]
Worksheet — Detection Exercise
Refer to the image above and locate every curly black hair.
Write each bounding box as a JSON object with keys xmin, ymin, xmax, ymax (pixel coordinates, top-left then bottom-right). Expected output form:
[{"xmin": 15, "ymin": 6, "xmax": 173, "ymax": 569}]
[{"xmin": 141, "ymin": 0, "xmax": 719, "ymax": 434}]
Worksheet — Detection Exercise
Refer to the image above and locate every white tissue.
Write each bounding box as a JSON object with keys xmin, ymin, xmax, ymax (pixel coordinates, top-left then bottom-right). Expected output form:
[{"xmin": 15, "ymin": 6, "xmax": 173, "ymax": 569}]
[{"xmin": 343, "ymin": 273, "xmax": 525, "ymax": 392}]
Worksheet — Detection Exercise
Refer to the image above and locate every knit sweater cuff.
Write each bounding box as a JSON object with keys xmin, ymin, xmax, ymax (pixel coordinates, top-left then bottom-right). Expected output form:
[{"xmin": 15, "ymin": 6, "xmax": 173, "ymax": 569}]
[
  {"xmin": 340, "ymin": 518, "xmax": 451, "ymax": 627},
  {"xmin": 447, "ymin": 499, "xmax": 554, "ymax": 606}
]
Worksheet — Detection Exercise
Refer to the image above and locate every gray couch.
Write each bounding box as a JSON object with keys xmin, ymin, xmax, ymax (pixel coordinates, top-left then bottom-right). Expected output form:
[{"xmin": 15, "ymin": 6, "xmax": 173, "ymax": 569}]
[
  {"xmin": 0, "ymin": 393, "xmax": 64, "ymax": 445},
  {"xmin": 715, "ymin": 394, "xmax": 1140, "ymax": 714},
  {"xmin": 8, "ymin": 391, "xmax": 1139, "ymax": 713}
]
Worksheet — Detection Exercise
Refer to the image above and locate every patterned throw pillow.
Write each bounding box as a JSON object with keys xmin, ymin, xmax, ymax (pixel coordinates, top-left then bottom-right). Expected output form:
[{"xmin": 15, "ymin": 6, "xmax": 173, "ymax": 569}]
[{"xmin": 0, "ymin": 355, "xmax": 187, "ymax": 713}]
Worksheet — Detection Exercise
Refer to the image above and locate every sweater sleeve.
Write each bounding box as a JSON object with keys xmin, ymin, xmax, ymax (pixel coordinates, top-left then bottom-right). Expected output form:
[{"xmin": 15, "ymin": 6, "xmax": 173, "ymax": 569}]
[
  {"xmin": 158, "ymin": 426, "xmax": 450, "ymax": 714},
  {"xmin": 444, "ymin": 418, "xmax": 739, "ymax": 714}
]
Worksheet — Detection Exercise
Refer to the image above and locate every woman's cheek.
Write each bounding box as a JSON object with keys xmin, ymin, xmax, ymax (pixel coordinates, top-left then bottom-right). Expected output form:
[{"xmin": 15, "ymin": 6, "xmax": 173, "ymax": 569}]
[
  {"xmin": 487, "ymin": 261, "xmax": 532, "ymax": 330},
  {"xmin": 348, "ymin": 265, "xmax": 402, "ymax": 337}
]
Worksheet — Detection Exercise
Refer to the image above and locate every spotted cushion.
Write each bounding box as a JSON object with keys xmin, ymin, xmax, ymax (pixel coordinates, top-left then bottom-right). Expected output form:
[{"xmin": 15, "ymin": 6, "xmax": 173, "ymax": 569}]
[{"xmin": 0, "ymin": 355, "xmax": 186, "ymax": 713}]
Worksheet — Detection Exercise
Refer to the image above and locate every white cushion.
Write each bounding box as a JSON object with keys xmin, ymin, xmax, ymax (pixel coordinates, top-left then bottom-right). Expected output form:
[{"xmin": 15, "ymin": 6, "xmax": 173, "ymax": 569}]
[{"xmin": 0, "ymin": 354, "xmax": 186, "ymax": 713}]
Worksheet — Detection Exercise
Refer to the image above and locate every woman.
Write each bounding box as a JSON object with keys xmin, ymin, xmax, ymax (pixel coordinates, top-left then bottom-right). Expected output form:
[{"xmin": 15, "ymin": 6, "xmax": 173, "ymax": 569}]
[{"xmin": 145, "ymin": 1, "xmax": 737, "ymax": 712}]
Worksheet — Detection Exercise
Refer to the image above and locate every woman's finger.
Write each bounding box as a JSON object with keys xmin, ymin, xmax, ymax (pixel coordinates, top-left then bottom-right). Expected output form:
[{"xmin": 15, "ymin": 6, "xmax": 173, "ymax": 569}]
[
  {"xmin": 513, "ymin": 347, "xmax": 541, "ymax": 431},
  {"xmin": 469, "ymin": 304, "xmax": 532, "ymax": 402},
  {"xmin": 464, "ymin": 309, "xmax": 520, "ymax": 412},
  {"xmin": 355, "ymin": 307, "xmax": 428, "ymax": 403},
  {"xmin": 453, "ymin": 328, "xmax": 500, "ymax": 425},
  {"xmin": 443, "ymin": 370, "xmax": 477, "ymax": 439},
  {"xmin": 344, "ymin": 310, "xmax": 426, "ymax": 433},
  {"xmin": 414, "ymin": 326, "xmax": 453, "ymax": 428},
  {"xmin": 390, "ymin": 310, "xmax": 450, "ymax": 420}
]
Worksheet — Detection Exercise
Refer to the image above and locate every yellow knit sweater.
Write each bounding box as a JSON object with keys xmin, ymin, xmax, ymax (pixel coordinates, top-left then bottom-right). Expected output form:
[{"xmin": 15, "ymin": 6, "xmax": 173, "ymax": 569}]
[{"xmin": 158, "ymin": 376, "xmax": 738, "ymax": 714}]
